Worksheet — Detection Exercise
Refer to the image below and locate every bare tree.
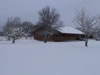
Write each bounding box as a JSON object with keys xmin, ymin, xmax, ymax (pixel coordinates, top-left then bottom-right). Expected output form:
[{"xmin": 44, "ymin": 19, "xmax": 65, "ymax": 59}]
[
  {"xmin": 73, "ymin": 8, "xmax": 97, "ymax": 47},
  {"xmin": 93, "ymin": 16, "xmax": 100, "ymax": 40},
  {"xmin": 3, "ymin": 17, "xmax": 13, "ymax": 40},
  {"xmin": 21, "ymin": 21, "xmax": 34, "ymax": 39},
  {"xmin": 3, "ymin": 17, "xmax": 22, "ymax": 44},
  {"xmin": 37, "ymin": 6, "xmax": 63, "ymax": 43}
]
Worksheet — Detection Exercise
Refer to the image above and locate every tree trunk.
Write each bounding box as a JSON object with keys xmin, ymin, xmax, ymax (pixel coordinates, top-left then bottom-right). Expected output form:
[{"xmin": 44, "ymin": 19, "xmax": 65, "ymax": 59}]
[
  {"xmin": 85, "ymin": 35, "xmax": 88, "ymax": 47},
  {"xmin": 85, "ymin": 39, "xmax": 88, "ymax": 47},
  {"xmin": 12, "ymin": 37, "xmax": 16, "ymax": 44},
  {"xmin": 44, "ymin": 34, "xmax": 49, "ymax": 43}
]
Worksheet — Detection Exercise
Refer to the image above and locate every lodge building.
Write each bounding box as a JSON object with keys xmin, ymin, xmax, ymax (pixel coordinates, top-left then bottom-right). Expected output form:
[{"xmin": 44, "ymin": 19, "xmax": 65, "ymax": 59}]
[{"xmin": 33, "ymin": 26, "xmax": 84, "ymax": 42}]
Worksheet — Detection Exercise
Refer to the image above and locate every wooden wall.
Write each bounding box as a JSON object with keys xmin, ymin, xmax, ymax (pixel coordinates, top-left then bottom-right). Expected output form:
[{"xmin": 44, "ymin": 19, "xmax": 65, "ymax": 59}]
[{"xmin": 33, "ymin": 31, "xmax": 84, "ymax": 42}]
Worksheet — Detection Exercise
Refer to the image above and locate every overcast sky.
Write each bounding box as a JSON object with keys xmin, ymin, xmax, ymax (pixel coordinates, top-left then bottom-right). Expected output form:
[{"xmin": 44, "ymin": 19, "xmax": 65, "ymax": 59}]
[{"xmin": 0, "ymin": 0, "xmax": 100, "ymax": 27}]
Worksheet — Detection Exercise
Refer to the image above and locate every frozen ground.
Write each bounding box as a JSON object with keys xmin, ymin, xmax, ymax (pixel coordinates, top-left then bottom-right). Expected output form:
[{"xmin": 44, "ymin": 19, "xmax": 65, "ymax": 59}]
[{"xmin": 0, "ymin": 39, "xmax": 100, "ymax": 75}]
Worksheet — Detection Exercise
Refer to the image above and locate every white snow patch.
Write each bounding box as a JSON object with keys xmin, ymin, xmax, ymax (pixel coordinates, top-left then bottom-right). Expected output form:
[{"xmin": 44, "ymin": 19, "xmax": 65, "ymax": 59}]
[
  {"xmin": 0, "ymin": 39, "xmax": 100, "ymax": 75},
  {"xmin": 58, "ymin": 26, "xmax": 84, "ymax": 34}
]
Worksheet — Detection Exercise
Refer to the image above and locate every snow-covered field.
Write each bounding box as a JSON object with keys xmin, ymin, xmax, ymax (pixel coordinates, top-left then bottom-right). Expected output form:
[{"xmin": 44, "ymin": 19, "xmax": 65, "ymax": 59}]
[{"xmin": 0, "ymin": 39, "xmax": 100, "ymax": 75}]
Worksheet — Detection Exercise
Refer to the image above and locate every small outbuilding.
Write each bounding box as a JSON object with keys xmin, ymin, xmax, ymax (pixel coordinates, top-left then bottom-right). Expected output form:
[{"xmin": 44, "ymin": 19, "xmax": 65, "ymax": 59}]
[{"xmin": 33, "ymin": 26, "xmax": 85, "ymax": 42}]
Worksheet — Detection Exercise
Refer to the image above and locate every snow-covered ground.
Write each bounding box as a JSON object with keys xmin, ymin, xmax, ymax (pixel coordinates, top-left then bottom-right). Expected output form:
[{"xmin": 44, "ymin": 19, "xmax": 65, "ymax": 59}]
[{"xmin": 0, "ymin": 39, "xmax": 100, "ymax": 75}]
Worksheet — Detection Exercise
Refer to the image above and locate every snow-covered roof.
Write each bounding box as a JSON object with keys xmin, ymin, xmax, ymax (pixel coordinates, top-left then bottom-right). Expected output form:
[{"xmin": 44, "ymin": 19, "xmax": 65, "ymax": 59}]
[{"xmin": 58, "ymin": 26, "xmax": 84, "ymax": 34}]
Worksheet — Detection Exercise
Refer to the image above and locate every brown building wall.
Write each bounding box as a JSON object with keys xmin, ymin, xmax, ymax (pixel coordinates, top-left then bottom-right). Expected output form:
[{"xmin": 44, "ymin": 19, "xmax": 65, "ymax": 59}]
[
  {"xmin": 33, "ymin": 32, "xmax": 53, "ymax": 41},
  {"xmin": 53, "ymin": 33, "xmax": 83, "ymax": 41},
  {"xmin": 33, "ymin": 31, "xmax": 84, "ymax": 42}
]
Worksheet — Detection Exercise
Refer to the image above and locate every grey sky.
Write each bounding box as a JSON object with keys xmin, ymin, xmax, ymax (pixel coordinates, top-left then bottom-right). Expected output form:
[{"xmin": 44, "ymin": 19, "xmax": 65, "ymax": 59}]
[{"xmin": 0, "ymin": 0, "xmax": 100, "ymax": 27}]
